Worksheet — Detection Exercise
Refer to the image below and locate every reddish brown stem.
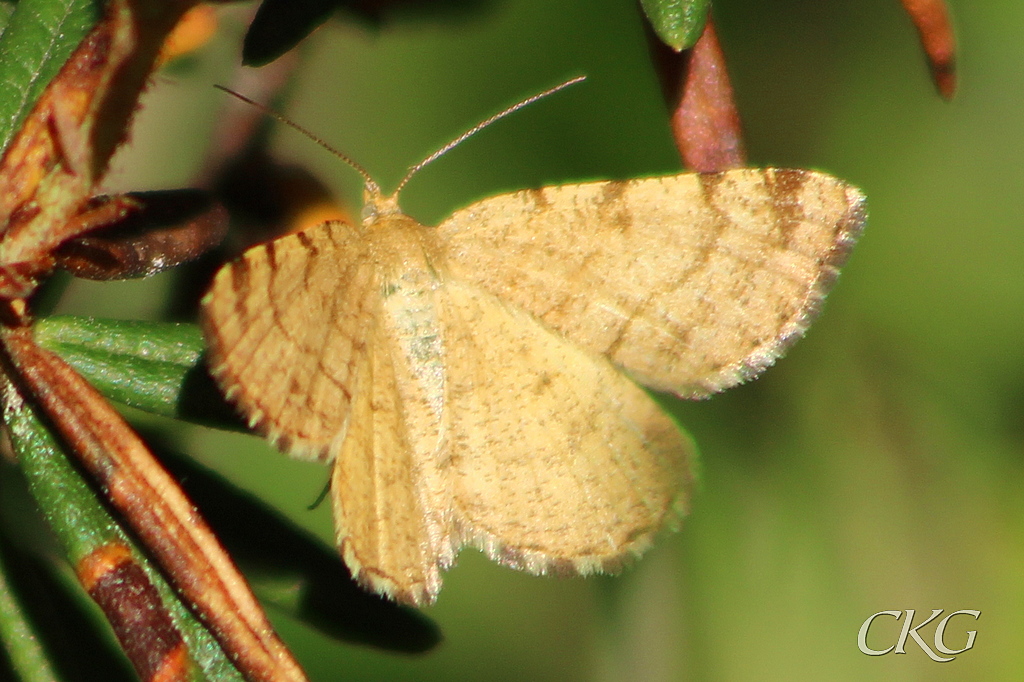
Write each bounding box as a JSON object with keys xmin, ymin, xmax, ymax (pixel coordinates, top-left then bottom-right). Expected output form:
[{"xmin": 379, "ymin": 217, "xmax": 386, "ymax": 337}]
[
  {"xmin": 900, "ymin": 0, "xmax": 957, "ymax": 100},
  {"xmin": 650, "ymin": 16, "xmax": 746, "ymax": 173}
]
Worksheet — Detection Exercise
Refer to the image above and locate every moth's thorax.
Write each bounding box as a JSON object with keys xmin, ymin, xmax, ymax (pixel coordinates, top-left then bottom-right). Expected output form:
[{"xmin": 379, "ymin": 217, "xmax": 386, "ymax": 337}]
[
  {"xmin": 365, "ymin": 199, "xmax": 448, "ymax": 472},
  {"xmin": 358, "ymin": 186, "xmax": 448, "ymax": 436},
  {"xmin": 360, "ymin": 189, "xmax": 446, "ymax": 284}
]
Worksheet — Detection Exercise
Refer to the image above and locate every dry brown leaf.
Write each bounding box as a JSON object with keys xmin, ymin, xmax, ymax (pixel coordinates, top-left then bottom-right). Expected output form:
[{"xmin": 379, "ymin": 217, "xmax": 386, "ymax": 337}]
[{"xmin": 0, "ymin": 0, "xmax": 194, "ymax": 298}]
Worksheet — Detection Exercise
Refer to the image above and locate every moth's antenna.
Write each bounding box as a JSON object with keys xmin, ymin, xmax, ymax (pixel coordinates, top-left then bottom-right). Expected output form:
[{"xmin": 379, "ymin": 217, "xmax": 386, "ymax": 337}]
[
  {"xmin": 213, "ymin": 84, "xmax": 381, "ymax": 195},
  {"xmin": 393, "ymin": 75, "xmax": 586, "ymax": 196}
]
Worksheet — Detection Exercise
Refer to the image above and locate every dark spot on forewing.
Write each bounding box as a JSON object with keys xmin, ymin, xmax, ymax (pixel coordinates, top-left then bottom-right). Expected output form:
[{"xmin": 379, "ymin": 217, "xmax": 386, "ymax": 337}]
[
  {"xmin": 600, "ymin": 181, "xmax": 628, "ymax": 204},
  {"xmin": 527, "ymin": 188, "xmax": 550, "ymax": 210},
  {"xmin": 762, "ymin": 168, "xmax": 808, "ymax": 247},
  {"xmin": 822, "ymin": 188, "xmax": 867, "ymax": 270},
  {"xmin": 228, "ymin": 256, "xmax": 252, "ymax": 320},
  {"xmin": 696, "ymin": 171, "xmax": 727, "ymax": 201},
  {"xmin": 296, "ymin": 230, "xmax": 319, "ymax": 256},
  {"xmin": 597, "ymin": 181, "xmax": 633, "ymax": 233},
  {"xmin": 264, "ymin": 240, "xmax": 278, "ymax": 269}
]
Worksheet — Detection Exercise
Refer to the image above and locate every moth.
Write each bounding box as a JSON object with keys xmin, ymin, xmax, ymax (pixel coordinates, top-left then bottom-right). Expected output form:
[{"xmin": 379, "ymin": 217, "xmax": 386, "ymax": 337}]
[{"xmin": 201, "ymin": 82, "xmax": 865, "ymax": 606}]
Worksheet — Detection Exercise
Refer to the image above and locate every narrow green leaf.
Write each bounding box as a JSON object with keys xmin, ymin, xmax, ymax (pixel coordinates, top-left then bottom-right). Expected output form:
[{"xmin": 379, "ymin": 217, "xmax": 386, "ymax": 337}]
[
  {"xmin": 35, "ymin": 316, "xmax": 244, "ymax": 428},
  {"xmin": 2, "ymin": 380, "xmax": 244, "ymax": 682},
  {"xmin": 0, "ymin": 0, "xmax": 102, "ymax": 154},
  {"xmin": 0, "ymin": 541, "xmax": 62, "ymax": 682},
  {"xmin": 639, "ymin": 0, "xmax": 711, "ymax": 51},
  {"xmin": 5, "ymin": 388, "xmax": 121, "ymax": 563},
  {"xmin": 0, "ymin": 3, "xmax": 17, "ymax": 39},
  {"xmin": 34, "ymin": 315, "xmax": 204, "ymax": 366}
]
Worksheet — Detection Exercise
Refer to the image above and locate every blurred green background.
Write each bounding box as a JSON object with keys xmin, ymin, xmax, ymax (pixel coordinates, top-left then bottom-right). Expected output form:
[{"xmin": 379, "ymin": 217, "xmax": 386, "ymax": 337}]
[{"xmin": 55, "ymin": 0, "xmax": 1024, "ymax": 679}]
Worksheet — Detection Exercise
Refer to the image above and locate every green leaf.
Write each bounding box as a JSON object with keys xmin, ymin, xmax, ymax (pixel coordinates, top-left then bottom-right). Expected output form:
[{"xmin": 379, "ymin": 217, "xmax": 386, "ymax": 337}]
[
  {"xmin": 639, "ymin": 0, "xmax": 710, "ymax": 51},
  {"xmin": 33, "ymin": 316, "xmax": 244, "ymax": 429},
  {"xmin": 34, "ymin": 316, "xmax": 204, "ymax": 415},
  {"xmin": 0, "ymin": 0, "xmax": 101, "ymax": 154},
  {"xmin": 0, "ymin": 541, "xmax": 62, "ymax": 682},
  {"xmin": 0, "ymin": 3, "xmax": 17, "ymax": 38}
]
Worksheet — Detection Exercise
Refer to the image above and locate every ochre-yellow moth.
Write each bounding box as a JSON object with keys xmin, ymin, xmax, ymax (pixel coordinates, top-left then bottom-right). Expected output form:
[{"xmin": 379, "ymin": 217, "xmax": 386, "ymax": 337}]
[{"xmin": 201, "ymin": 82, "xmax": 865, "ymax": 605}]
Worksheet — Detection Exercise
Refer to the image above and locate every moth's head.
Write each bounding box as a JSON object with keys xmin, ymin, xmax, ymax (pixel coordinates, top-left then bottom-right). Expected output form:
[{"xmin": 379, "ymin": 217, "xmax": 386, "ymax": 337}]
[{"xmin": 361, "ymin": 183, "xmax": 402, "ymax": 224}]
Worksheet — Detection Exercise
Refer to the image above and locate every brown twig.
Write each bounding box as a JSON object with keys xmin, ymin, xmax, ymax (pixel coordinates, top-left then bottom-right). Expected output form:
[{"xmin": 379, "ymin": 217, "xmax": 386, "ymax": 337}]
[
  {"xmin": 899, "ymin": 0, "xmax": 957, "ymax": 100},
  {"xmin": 649, "ymin": 16, "xmax": 746, "ymax": 172}
]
